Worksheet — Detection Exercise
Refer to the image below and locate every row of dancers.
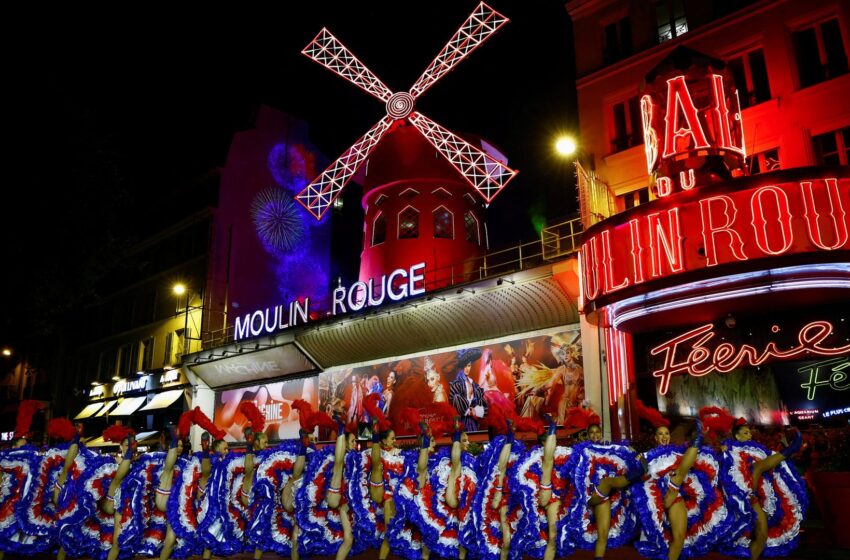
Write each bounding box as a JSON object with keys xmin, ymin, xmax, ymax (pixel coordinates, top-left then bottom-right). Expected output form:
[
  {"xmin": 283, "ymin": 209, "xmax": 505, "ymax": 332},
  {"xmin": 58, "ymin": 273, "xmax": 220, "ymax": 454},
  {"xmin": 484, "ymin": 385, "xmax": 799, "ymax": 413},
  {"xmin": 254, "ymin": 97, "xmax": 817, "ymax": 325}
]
[{"xmin": 0, "ymin": 398, "xmax": 806, "ymax": 560}]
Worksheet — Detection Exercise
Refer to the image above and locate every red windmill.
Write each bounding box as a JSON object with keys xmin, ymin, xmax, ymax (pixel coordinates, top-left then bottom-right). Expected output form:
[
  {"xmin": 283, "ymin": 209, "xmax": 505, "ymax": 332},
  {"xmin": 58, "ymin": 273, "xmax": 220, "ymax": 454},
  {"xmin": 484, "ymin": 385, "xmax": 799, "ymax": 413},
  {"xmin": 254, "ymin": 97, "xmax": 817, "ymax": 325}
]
[{"xmin": 296, "ymin": 3, "xmax": 518, "ymax": 289}]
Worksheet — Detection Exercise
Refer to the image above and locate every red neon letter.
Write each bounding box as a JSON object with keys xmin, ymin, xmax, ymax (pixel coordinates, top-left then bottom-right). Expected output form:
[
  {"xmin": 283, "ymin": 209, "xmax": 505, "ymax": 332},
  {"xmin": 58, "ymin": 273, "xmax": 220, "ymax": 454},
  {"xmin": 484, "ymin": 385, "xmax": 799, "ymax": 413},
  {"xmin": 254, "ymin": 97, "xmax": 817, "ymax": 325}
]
[
  {"xmin": 663, "ymin": 75, "xmax": 710, "ymax": 158},
  {"xmin": 679, "ymin": 169, "xmax": 696, "ymax": 190},
  {"xmin": 656, "ymin": 176, "xmax": 674, "ymax": 198},
  {"xmin": 628, "ymin": 218, "xmax": 647, "ymax": 284},
  {"xmin": 600, "ymin": 230, "xmax": 629, "ymax": 293},
  {"xmin": 751, "ymin": 185, "xmax": 794, "ymax": 255},
  {"xmin": 699, "ymin": 195, "xmax": 748, "ymax": 266},
  {"xmin": 647, "ymin": 208, "xmax": 685, "ymax": 278},
  {"xmin": 711, "ymin": 74, "xmax": 745, "ymax": 155},
  {"xmin": 640, "ymin": 94, "xmax": 658, "ymax": 174},
  {"xmin": 581, "ymin": 238, "xmax": 601, "ymax": 300},
  {"xmin": 800, "ymin": 179, "xmax": 849, "ymax": 250}
]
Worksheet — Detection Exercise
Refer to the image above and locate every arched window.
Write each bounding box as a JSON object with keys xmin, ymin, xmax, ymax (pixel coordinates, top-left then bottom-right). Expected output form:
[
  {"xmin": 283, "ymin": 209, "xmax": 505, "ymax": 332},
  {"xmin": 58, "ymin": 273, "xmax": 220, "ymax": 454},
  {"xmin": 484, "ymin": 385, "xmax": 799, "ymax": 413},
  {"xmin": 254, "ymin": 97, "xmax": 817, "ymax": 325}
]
[
  {"xmin": 433, "ymin": 206, "xmax": 454, "ymax": 239},
  {"xmin": 398, "ymin": 206, "xmax": 420, "ymax": 239},
  {"xmin": 372, "ymin": 212, "xmax": 386, "ymax": 246},
  {"xmin": 464, "ymin": 211, "xmax": 480, "ymax": 245}
]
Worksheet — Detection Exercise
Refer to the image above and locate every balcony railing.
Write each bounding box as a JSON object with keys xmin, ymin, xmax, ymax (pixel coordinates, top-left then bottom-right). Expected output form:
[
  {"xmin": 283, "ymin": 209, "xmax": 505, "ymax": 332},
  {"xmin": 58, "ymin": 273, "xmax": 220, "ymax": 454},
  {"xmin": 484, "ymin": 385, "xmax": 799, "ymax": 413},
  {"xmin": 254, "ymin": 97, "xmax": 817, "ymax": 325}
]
[{"xmin": 201, "ymin": 215, "xmax": 583, "ymax": 349}]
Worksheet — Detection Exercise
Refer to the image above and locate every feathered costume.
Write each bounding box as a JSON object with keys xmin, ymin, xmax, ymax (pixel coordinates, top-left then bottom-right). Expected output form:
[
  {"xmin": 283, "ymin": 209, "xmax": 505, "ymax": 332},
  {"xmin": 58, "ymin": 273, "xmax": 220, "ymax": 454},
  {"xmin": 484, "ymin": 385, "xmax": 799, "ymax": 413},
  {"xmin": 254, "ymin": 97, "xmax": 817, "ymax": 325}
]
[
  {"xmin": 566, "ymin": 441, "xmax": 639, "ymax": 550},
  {"xmin": 632, "ymin": 444, "xmax": 732, "ymax": 559},
  {"xmin": 514, "ymin": 443, "xmax": 574, "ymax": 558},
  {"xmin": 247, "ymin": 442, "xmax": 303, "ymax": 555},
  {"xmin": 0, "ymin": 444, "xmax": 48, "ymax": 555},
  {"xmin": 718, "ymin": 439, "xmax": 807, "ymax": 557}
]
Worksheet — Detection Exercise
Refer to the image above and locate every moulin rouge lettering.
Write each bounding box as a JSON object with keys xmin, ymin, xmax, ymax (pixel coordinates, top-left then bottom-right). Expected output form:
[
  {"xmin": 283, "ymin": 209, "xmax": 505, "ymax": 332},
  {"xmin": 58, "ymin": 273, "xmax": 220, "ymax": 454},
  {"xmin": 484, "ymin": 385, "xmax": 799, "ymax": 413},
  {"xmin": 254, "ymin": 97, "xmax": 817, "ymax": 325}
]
[
  {"xmin": 651, "ymin": 320, "xmax": 850, "ymax": 395},
  {"xmin": 580, "ymin": 178, "xmax": 849, "ymax": 303}
]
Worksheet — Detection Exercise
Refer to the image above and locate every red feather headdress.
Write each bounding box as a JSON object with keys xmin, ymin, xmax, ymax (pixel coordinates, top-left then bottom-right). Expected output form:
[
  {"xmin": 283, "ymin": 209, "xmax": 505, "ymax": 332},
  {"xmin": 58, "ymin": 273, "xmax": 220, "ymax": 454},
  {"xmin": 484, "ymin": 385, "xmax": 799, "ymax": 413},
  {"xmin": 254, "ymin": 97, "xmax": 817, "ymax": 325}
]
[
  {"xmin": 307, "ymin": 411, "xmax": 337, "ymax": 432},
  {"xmin": 291, "ymin": 399, "xmax": 314, "ymax": 430},
  {"xmin": 699, "ymin": 406, "xmax": 735, "ymax": 440},
  {"xmin": 564, "ymin": 406, "xmax": 601, "ymax": 430},
  {"xmin": 14, "ymin": 400, "xmax": 45, "ymax": 438},
  {"xmin": 634, "ymin": 398, "xmax": 670, "ymax": 428},
  {"xmin": 238, "ymin": 401, "xmax": 266, "ymax": 433},
  {"xmin": 178, "ymin": 410, "xmax": 194, "ymax": 439},
  {"xmin": 515, "ymin": 416, "xmax": 544, "ymax": 436},
  {"xmin": 191, "ymin": 407, "xmax": 226, "ymax": 440},
  {"xmin": 364, "ymin": 393, "xmax": 392, "ymax": 432},
  {"xmin": 47, "ymin": 418, "xmax": 77, "ymax": 442},
  {"xmin": 103, "ymin": 424, "xmax": 135, "ymax": 443}
]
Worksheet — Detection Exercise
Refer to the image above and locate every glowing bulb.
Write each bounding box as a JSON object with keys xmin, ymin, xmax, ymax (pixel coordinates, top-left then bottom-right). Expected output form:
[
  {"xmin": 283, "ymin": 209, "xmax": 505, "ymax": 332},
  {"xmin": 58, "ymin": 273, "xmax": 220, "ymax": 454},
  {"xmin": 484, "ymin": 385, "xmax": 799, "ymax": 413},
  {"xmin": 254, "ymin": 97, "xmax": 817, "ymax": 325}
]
[
  {"xmin": 1, "ymin": 348, "xmax": 11, "ymax": 357},
  {"xmin": 555, "ymin": 137, "xmax": 577, "ymax": 156},
  {"xmin": 172, "ymin": 283, "xmax": 187, "ymax": 296}
]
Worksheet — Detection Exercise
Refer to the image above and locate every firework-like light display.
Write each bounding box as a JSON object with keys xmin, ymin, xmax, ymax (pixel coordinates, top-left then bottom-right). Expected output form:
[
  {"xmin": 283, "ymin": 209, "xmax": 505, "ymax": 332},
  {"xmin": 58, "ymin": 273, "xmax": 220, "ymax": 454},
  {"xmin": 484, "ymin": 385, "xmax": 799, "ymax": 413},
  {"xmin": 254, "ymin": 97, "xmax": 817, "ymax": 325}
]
[{"xmin": 251, "ymin": 188, "xmax": 306, "ymax": 252}]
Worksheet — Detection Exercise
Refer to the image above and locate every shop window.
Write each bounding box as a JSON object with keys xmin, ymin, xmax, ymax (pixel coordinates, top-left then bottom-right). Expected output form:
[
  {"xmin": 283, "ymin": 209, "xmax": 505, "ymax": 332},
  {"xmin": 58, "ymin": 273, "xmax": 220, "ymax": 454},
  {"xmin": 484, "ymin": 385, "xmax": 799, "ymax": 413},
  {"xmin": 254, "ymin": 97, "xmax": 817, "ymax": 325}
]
[
  {"xmin": 433, "ymin": 206, "xmax": 454, "ymax": 239},
  {"xmin": 372, "ymin": 212, "xmax": 386, "ymax": 246},
  {"xmin": 727, "ymin": 49, "xmax": 771, "ymax": 108},
  {"xmin": 611, "ymin": 95, "xmax": 643, "ymax": 153},
  {"xmin": 619, "ymin": 187, "xmax": 650, "ymax": 210},
  {"xmin": 813, "ymin": 127, "xmax": 850, "ymax": 165},
  {"xmin": 398, "ymin": 206, "xmax": 419, "ymax": 239},
  {"xmin": 464, "ymin": 211, "xmax": 480, "ymax": 245},
  {"xmin": 655, "ymin": 0, "xmax": 688, "ymax": 43},
  {"xmin": 793, "ymin": 18, "xmax": 849, "ymax": 88},
  {"xmin": 604, "ymin": 16, "xmax": 633, "ymax": 64},
  {"xmin": 138, "ymin": 337, "xmax": 154, "ymax": 371},
  {"xmin": 750, "ymin": 148, "xmax": 780, "ymax": 174}
]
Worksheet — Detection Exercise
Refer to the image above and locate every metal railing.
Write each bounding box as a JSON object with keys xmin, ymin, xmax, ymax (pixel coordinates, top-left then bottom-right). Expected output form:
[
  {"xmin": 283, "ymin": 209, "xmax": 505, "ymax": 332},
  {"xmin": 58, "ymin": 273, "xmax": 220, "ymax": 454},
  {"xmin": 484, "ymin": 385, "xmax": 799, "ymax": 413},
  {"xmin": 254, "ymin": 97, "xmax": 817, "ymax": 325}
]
[{"xmin": 200, "ymin": 215, "xmax": 583, "ymax": 349}]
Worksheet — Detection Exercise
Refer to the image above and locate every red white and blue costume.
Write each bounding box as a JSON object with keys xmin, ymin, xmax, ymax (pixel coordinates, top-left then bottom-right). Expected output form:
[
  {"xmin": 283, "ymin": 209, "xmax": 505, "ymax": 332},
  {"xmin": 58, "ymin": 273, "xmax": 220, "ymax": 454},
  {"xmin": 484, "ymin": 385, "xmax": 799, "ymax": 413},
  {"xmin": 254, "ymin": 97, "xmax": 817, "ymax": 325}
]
[
  {"xmin": 565, "ymin": 441, "xmax": 639, "ymax": 551},
  {"xmin": 632, "ymin": 444, "xmax": 732, "ymax": 559},
  {"xmin": 718, "ymin": 440, "xmax": 807, "ymax": 557},
  {"xmin": 514, "ymin": 443, "xmax": 574, "ymax": 558},
  {"xmin": 0, "ymin": 445, "xmax": 48, "ymax": 555},
  {"xmin": 345, "ymin": 446, "xmax": 408, "ymax": 551},
  {"xmin": 246, "ymin": 441, "xmax": 302, "ymax": 556}
]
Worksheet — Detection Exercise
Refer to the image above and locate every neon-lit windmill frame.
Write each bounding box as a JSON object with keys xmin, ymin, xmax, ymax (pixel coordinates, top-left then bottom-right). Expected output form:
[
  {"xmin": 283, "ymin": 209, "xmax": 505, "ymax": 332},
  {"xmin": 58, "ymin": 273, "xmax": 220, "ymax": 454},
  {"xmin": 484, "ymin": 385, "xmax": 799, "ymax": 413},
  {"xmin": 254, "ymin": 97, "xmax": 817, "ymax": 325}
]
[{"xmin": 295, "ymin": 2, "xmax": 518, "ymax": 220}]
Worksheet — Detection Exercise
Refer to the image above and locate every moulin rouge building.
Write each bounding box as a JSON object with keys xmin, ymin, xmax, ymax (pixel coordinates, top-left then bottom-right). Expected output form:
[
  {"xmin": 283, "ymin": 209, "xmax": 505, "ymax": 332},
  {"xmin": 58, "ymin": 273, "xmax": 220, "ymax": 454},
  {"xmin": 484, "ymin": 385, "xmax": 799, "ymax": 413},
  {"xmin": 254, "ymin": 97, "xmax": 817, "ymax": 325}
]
[{"xmin": 568, "ymin": 0, "xmax": 849, "ymax": 437}]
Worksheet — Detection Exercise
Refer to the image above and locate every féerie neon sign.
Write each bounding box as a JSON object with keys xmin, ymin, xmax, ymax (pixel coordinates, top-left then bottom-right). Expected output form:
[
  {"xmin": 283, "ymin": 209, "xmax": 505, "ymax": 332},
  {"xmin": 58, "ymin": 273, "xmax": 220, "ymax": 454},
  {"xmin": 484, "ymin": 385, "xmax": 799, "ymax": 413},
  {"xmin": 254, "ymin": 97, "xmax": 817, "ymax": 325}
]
[{"xmin": 650, "ymin": 320, "xmax": 850, "ymax": 394}]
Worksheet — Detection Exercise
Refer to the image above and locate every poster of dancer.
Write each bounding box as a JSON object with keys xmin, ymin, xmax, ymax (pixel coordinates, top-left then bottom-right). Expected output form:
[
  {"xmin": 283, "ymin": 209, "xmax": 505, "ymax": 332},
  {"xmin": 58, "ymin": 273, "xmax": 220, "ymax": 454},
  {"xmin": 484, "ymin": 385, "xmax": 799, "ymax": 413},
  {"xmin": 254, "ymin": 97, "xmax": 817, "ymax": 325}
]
[{"xmin": 317, "ymin": 327, "xmax": 583, "ymax": 438}]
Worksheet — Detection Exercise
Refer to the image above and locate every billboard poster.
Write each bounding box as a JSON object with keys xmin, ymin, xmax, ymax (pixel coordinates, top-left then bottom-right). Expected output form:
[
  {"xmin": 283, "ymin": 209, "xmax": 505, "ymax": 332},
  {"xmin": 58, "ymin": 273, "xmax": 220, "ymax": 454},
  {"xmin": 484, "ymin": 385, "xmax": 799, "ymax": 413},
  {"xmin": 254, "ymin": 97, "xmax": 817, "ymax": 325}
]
[
  {"xmin": 213, "ymin": 376, "xmax": 317, "ymax": 442},
  {"xmin": 318, "ymin": 327, "xmax": 583, "ymax": 439}
]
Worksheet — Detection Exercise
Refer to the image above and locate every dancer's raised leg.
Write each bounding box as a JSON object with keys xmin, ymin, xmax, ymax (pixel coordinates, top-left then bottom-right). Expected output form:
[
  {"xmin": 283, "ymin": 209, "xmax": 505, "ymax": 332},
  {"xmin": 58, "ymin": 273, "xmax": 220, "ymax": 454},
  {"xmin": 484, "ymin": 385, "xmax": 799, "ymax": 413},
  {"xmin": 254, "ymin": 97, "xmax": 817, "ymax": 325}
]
[{"xmin": 156, "ymin": 425, "xmax": 181, "ymax": 512}]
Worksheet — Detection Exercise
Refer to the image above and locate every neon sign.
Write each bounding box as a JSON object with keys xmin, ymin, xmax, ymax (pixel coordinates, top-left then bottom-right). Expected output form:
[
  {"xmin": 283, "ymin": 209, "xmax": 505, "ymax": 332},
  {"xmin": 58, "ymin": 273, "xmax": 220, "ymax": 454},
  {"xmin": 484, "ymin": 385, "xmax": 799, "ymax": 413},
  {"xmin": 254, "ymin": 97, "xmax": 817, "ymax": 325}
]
[
  {"xmin": 650, "ymin": 320, "xmax": 850, "ymax": 395},
  {"xmin": 580, "ymin": 176, "xmax": 850, "ymax": 307},
  {"xmin": 233, "ymin": 262, "xmax": 426, "ymax": 341},
  {"xmin": 798, "ymin": 357, "xmax": 849, "ymax": 401},
  {"xmin": 113, "ymin": 377, "xmax": 149, "ymax": 395}
]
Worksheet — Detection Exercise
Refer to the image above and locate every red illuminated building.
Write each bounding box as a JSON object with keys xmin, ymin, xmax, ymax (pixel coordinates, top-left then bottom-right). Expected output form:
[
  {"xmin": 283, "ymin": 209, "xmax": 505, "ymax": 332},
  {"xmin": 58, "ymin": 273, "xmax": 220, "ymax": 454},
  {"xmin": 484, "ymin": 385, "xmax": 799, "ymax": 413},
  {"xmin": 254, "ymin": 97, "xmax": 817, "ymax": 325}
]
[{"xmin": 566, "ymin": 0, "xmax": 849, "ymax": 437}]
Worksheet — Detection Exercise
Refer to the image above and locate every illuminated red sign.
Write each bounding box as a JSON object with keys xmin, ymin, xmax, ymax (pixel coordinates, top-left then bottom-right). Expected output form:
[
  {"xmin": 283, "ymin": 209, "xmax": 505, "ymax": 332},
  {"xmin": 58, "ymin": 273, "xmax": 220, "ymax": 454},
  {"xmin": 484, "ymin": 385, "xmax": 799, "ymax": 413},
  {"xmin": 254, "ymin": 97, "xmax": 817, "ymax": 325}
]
[
  {"xmin": 650, "ymin": 320, "xmax": 850, "ymax": 395},
  {"xmin": 580, "ymin": 174, "xmax": 850, "ymax": 308}
]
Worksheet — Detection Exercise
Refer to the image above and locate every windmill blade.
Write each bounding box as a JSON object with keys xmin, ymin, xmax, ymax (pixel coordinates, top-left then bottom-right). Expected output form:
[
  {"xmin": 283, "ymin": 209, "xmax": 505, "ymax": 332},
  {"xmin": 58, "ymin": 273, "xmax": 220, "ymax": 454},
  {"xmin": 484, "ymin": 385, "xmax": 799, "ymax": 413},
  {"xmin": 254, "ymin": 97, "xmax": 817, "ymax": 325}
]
[
  {"xmin": 303, "ymin": 28, "xmax": 394, "ymax": 102},
  {"xmin": 408, "ymin": 111, "xmax": 517, "ymax": 203},
  {"xmin": 408, "ymin": 2, "xmax": 509, "ymax": 99},
  {"xmin": 295, "ymin": 116, "xmax": 394, "ymax": 220}
]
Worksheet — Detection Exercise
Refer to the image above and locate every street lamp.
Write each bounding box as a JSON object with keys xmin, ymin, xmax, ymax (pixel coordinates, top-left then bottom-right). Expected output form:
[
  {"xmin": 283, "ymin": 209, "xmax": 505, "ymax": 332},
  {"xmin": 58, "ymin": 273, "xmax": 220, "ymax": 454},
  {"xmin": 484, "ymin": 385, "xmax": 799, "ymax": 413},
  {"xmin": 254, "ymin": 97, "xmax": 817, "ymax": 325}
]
[
  {"xmin": 555, "ymin": 136, "xmax": 577, "ymax": 157},
  {"xmin": 172, "ymin": 282, "xmax": 203, "ymax": 359},
  {"xmin": 1, "ymin": 348, "xmax": 11, "ymax": 357}
]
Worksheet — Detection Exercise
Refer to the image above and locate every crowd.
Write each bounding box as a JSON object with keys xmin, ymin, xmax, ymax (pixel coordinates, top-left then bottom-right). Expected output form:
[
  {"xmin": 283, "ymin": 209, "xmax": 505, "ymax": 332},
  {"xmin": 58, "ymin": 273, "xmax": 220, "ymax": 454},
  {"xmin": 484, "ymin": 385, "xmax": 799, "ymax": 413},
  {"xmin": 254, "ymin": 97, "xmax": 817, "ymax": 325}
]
[{"xmin": 0, "ymin": 399, "xmax": 808, "ymax": 560}]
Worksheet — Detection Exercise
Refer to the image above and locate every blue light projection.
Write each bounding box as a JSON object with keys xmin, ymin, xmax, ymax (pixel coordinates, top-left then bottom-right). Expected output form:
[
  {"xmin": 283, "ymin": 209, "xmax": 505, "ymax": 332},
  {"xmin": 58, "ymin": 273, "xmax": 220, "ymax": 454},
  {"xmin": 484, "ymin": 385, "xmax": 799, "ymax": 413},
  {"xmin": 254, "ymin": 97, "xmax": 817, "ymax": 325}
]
[{"xmin": 258, "ymin": 141, "xmax": 331, "ymax": 305}]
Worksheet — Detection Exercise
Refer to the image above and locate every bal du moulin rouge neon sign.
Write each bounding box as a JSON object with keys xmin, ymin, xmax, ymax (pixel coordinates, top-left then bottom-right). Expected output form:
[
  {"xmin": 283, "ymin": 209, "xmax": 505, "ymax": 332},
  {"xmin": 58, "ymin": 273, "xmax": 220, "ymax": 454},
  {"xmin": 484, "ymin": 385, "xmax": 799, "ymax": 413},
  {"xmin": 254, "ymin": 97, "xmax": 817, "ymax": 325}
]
[{"xmin": 580, "ymin": 69, "xmax": 849, "ymax": 306}]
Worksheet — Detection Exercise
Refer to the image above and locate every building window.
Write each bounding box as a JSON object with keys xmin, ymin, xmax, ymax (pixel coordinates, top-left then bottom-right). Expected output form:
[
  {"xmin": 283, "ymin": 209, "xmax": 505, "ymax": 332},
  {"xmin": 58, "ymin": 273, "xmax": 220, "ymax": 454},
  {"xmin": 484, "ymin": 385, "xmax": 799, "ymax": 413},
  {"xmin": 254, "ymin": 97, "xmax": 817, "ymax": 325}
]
[
  {"xmin": 372, "ymin": 212, "xmax": 386, "ymax": 246},
  {"xmin": 399, "ymin": 188, "xmax": 420, "ymax": 199},
  {"xmin": 463, "ymin": 193, "xmax": 477, "ymax": 205},
  {"xmin": 464, "ymin": 212, "xmax": 480, "ymax": 245},
  {"xmin": 431, "ymin": 187, "xmax": 452, "ymax": 198},
  {"xmin": 619, "ymin": 187, "xmax": 650, "ymax": 210},
  {"xmin": 611, "ymin": 96, "xmax": 643, "ymax": 153},
  {"xmin": 398, "ymin": 206, "xmax": 419, "ymax": 239},
  {"xmin": 138, "ymin": 337, "xmax": 154, "ymax": 371},
  {"xmin": 656, "ymin": 0, "xmax": 688, "ymax": 43},
  {"xmin": 750, "ymin": 148, "xmax": 780, "ymax": 174},
  {"xmin": 727, "ymin": 49, "xmax": 771, "ymax": 108},
  {"xmin": 793, "ymin": 18, "xmax": 849, "ymax": 88},
  {"xmin": 433, "ymin": 206, "xmax": 454, "ymax": 239},
  {"xmin": 813, "ymin": 127, "xmax": 850, "ymax": 165},
  {"xmin": 374, "ymin": 194, "xmax": 388, "ymax": 207},
  {"xmin": 604, "ymin": 17, "xmax": 633, "ymax": 64}
]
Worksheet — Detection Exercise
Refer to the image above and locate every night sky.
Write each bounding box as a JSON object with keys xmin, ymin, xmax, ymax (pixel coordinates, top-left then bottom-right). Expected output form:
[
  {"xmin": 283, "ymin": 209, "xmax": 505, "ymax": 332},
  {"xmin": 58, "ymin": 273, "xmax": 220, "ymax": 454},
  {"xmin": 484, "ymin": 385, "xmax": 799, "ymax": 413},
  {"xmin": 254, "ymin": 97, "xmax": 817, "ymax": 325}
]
[{"xmin": 3, "ymin": 1, "xmax": 577, "ymax": 345}]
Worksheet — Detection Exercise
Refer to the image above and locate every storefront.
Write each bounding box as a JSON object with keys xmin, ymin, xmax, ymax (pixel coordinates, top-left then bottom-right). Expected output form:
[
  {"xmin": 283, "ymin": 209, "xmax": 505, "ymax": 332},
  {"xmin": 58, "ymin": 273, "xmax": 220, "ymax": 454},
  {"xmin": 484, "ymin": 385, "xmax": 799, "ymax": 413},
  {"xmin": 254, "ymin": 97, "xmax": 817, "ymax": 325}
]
[
  {"xmin": 74, "ymin": 368, "xmax": 192, "ymax": 447},
  {"xmin": 578, "ymin": 48, "xmax": 850, "ymax": 437}
]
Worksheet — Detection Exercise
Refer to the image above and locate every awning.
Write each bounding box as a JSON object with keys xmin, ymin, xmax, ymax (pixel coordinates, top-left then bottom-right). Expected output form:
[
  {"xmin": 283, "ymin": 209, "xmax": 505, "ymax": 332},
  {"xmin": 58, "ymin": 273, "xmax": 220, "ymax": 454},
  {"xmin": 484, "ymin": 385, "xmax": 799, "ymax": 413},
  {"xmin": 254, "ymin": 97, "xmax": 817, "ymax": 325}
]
[
  {"xmin": 74, "ymin": 402, "xmax": 104, "ymax": 420},
  {"xmin": 85, "ymin": 430, "xmax": 158, "ymax": 448},
  {"xmin": 139, "ymin": 389, "xmax": 184, "ymax": 411},
  {"xmin": 109, "ymin": 396, "xmax": 147, "ymax": 416},
  {"xmin": 95, "ymin": 400, "xmax": 119, "ymax": 417}
]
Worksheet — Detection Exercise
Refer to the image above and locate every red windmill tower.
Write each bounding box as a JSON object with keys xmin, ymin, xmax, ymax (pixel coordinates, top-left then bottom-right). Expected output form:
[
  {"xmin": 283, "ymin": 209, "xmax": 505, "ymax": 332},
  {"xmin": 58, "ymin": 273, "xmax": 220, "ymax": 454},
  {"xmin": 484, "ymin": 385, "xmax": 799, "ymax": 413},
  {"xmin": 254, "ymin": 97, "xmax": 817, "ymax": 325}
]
[{"xmin": 296, "ymin": 2, "xmax": 518, "ymax": 290}]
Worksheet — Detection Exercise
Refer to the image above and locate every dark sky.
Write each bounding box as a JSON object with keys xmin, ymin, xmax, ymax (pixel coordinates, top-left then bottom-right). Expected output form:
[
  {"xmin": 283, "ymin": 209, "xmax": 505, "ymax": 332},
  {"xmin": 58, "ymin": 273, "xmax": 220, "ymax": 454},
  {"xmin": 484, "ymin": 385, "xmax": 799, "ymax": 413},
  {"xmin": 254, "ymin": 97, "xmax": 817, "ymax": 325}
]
[{"xmin": 3, "ymin": 1, "xmax": 577, "ymax": 344}]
